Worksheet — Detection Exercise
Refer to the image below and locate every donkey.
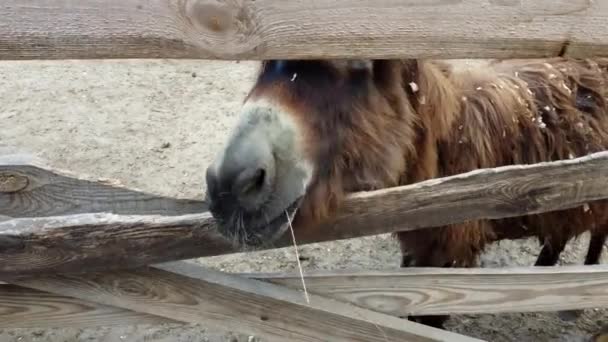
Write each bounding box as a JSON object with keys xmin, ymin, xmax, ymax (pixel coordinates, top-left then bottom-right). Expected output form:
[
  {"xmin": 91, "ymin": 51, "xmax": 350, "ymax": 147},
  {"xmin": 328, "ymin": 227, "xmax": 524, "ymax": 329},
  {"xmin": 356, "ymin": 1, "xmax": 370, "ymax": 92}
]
[{"xmin": 205, "ymin": 58, "xmax": 608, "ymax": 328}]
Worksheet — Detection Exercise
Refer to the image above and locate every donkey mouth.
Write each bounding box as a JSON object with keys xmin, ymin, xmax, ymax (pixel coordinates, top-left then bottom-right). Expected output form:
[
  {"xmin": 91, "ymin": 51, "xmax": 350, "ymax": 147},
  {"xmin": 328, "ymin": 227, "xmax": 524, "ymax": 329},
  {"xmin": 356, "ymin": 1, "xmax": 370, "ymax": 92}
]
[
  {"xmin": 251, "ymin": 197, "xmax": 303, "ymax": 245},
  {"xmin": 218, "ymin": 197, "xmax": 303, "ymax": 249}
]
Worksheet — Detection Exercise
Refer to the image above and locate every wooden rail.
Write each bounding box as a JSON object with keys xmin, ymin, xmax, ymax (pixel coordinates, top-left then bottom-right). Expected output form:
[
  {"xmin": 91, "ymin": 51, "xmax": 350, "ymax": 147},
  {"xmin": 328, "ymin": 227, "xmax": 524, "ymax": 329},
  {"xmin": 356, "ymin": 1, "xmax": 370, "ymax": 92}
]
[
  {"xmin": 256, "ymin": 264, "xmax": 608, "ymax": 317},
  {"xmin": 3, "ymin": 263, "xmax": 607, "ymax": 329},
  {"xmin": 2, "ymin": 151, "xmax": 608, "ymax": 276},
  {"xmin": 0, "ymin": 284, "xmax": 175, "ymax": 329},
  {"xmin": 7, "ymin": 263, "xmax": 483, "ymax": 342},
  {"xmin": 4, "ymin": 3, "xmax": 608, "ymax": 340},
  {"xmin": 1, "ymin": 0, "xmax": 608, "ymax": 60}
]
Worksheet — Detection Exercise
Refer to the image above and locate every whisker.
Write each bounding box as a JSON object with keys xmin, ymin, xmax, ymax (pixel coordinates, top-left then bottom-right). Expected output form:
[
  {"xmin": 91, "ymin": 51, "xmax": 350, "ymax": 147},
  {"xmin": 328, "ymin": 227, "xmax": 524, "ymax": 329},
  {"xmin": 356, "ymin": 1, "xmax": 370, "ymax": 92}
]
[
  {"xmin": 263, "ymin": 211, "xmax": 271, "ymax": 226},
  {"xmin": 285, "ymin": 210, "xmax": 310, "ymax": 304},
  {"xmin": 238, "ymin": 211, "xmax": 247, "ymax": 248},
  {"xmin": 228, "ymin": 211, "xmax": 237, "ymax": 247}
]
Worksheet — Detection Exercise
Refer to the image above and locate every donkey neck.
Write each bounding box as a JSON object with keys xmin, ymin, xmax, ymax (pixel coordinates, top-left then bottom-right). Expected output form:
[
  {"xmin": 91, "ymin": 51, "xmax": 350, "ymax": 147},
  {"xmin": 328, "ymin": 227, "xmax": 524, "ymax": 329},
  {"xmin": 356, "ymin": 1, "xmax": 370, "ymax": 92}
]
[{"xmin": 399, "ymin": 59, "xmax": 463, "ymax": 183}]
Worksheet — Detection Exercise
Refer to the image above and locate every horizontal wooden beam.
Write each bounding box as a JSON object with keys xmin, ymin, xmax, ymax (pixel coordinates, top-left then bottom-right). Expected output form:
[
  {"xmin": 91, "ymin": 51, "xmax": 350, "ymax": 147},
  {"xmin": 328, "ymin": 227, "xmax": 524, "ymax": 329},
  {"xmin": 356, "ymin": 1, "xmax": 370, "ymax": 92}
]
[
  {"xmin": 1, "ymin": 0, "xmax": 607, "ymax": 60},
  {"xmin": 3, "ymin": 263, "xmax": 608, "ymax": 329},
  {"xmin": 166, "ymin": 261, "xmax": 608, "ymax": 316},
  {"xmin": 0, "ymin": 155, "xmax": 207, "ymax": 218},
  {"xmin": 2, "ymin": 151, "xmax": 608, "ymax": 276},
  {"xmin": 8, "ymin": 265, "xmax": 482, "ymax": 342},
  {"xmin": 252, "ymin": 264, "xmax": 608, "ymax": 317}
]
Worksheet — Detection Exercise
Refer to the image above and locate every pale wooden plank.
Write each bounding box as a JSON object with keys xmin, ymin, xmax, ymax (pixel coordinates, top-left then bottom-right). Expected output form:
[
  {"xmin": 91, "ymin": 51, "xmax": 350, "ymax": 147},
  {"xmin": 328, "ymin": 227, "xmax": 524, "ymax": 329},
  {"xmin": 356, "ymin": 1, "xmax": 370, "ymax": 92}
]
[
  {"xmin": 9, "ymin": 267, "xmax": 484, "ymax": 342},
  {"xmin": 1, "ymin": 152, "xmax": 608, "ymax": 276},
  {"xmin": 164, "ymin": 262, "xmax": 608, "ymax": 317},
  {"xmin": 0, "ymin": 0, "xmax": 607, "ymax": 61},
  {"xmin": 250, "ymin": 264, "xmax": 608, "ymax": 317},
  {"xmin": 3, "ymin": 263, "xmax": 608, "ymax": 329},
  {"xmin": 0, "ymin": 284, "xmax": 176, "ymax": 328}
]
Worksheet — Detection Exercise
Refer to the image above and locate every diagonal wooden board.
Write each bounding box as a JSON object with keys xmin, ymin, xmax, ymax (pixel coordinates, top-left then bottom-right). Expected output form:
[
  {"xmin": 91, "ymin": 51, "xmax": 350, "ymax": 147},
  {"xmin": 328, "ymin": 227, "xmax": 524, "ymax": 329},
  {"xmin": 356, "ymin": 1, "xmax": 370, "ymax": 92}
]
[
  {"xmin": 0, "ymin": 284, "xmax": 177, "ymax": 328},
  {"xmin": 6, "ymin": 263, "xmax": 485, "ymax": 342}
]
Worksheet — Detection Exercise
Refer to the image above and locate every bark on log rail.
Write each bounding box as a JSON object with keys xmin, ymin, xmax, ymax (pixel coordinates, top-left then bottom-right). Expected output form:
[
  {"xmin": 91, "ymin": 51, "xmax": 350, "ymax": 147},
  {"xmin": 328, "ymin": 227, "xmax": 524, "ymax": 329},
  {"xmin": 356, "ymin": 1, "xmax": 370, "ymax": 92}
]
[
  {"xmin": 1, "ymin": 0, "xmax": 608, "ymax": 60},
  {"xmin": 0, "ymin": 160, "xmax": 207, "ymax": 218},
  {"xmin": 1, "ymin": 151, "xmax": 608, "ymax": 276}
]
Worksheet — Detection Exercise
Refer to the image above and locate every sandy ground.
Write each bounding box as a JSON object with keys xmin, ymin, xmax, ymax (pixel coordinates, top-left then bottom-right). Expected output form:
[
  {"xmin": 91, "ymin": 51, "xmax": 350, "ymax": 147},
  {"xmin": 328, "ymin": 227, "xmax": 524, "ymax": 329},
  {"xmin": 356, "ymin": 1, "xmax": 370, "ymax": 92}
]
[{"xmin": 0, "ymin": 59, "xmax": 606, "ymax": 342}]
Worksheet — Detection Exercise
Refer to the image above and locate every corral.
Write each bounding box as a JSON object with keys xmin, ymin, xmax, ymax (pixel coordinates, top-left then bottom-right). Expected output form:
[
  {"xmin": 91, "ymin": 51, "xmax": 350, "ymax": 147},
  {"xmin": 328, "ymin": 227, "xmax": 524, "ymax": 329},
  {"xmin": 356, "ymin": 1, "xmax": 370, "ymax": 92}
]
[{"xmin": 1, "ymin": 1, "xmax": 608, "ymax": 341}]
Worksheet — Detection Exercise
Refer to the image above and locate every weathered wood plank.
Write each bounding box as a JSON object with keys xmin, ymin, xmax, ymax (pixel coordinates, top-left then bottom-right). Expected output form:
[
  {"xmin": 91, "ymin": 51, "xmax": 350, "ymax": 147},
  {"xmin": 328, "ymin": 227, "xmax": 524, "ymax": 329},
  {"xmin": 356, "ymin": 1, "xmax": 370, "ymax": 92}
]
[
  {"xmin": 1, "ymin": 0, "xmax": 607, "ymax": 61},
  {"xmin": 286, "ymin": 150, "xmax": 608, "ymax": 246},
  {"xmin": 251, "ymin": 264, "xmax": 608, "ymax": 317},
  {"xmin": 0, "ymin": 284, "xmax": 176, "ymax": 328},
  {"xmin": 0, "ymin": 156, "xmax": 207, "ymax": 218},
  {"xmin": 3, "ymin": 263, "xmax": 608, "ymax": 329},
  {"xmin": 2, "ymin": 151, "xmax": 608, "ymax": 276},
  {"xmin": 9, "ymin": 266, "xmax": 483, "ymax": 342}
]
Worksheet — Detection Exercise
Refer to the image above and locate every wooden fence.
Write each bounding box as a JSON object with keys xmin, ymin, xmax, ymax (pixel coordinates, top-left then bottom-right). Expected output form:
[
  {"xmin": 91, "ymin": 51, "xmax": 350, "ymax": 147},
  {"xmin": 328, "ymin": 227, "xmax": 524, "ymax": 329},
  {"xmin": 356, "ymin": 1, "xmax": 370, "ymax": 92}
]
[
  {"xmin": 3, "ymin": 155, "xmax": 608, "ymax": 342},
  {"xmin": 2, "ymin": 1, "xmax": 608, "ymax": 341},
  {"xmin": 2, "ymin": 0, "xmax": 608, "ymax": 60}
]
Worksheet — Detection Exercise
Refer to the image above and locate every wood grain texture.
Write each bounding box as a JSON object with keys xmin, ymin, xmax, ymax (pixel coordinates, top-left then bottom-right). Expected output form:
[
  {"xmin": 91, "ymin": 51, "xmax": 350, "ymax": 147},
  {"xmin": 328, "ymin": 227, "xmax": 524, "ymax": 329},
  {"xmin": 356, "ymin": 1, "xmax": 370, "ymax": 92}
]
[
  {"xmin": 0, "ymin": 0, "xmax": 607, "ymax": 60},
  {"xmin": 11, "ymin": 266, "xmax": 483, "ymax": 342},
  {"xmin": 3, "ymin": 263, "xmax": 608, "ymax": 329},
  {"xmin": 293, "ymin": 150, "xmax": 608, "ymax": 245},
  {"xmin": 2, "ymin": 151, "xmax": 608, "ymax": 276},
  {"xmin": 0, "ymin": 284, "xmax": 175, "ymax": 328},
  {"xmin": 249, "ymin": 264, "xmax": 608, "ymax": 317},
  {"xmin": 0, "ymin": 159, "xmax": 207, "ymax": 218}
]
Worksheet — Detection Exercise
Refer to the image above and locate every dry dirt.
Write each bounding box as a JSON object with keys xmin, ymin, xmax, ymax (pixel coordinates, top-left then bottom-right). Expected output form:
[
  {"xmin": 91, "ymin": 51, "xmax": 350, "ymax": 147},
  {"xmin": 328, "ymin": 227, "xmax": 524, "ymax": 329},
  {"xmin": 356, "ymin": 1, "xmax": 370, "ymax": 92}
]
[{"xmin": 0, "ymin": 59, "xmax": 606, "ymax": 342}]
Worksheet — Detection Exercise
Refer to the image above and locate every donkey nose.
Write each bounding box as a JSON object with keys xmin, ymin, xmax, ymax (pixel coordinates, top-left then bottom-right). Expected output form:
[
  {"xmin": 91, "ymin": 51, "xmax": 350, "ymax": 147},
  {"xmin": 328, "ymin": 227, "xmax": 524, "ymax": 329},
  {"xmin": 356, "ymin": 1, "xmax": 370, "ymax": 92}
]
[
  {"xmin": 206, "ymin": 142, "xmax": 275, "ymax": 212},
  {"xmin": 231, "ymin": 165, "xmax": 268, "ymax": 204}
]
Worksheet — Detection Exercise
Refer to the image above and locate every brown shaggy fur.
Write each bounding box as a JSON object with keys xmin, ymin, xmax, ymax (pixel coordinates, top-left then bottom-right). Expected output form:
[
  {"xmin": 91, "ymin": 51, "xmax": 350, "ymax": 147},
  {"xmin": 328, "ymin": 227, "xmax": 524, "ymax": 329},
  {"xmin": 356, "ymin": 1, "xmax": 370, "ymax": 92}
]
[
  {"xmin": 397, "ymin": 58, "xmax": 608, "ymax": 269},
  {"xmin": 246, "ymin": 57, "xmax": 608, "ymax": 327}
]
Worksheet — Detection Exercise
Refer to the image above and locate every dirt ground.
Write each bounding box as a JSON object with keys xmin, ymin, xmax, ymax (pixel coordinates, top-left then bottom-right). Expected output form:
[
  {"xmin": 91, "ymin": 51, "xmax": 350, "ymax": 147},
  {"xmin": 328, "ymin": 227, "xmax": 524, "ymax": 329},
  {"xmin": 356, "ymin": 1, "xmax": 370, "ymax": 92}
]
[{"xmin": 0, "ymin": 59, "xmax": 606, "ymax": 342}]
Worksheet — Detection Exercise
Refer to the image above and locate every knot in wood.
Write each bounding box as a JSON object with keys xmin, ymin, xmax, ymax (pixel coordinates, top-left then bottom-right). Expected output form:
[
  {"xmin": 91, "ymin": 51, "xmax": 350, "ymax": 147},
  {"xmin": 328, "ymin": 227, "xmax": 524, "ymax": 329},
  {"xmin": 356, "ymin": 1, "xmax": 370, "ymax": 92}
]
[
  {"xmin": 189, "ymin": 2, "xmax": 235, "ymax": 34},
  {"xmin": 118, "ymin": 280, "xmax": 148, "ymax": 296},
  {"xmin": 0, "ymin": 172, "xmax": 29, "ymax": 193},
  {"xmin": 182, "ymin": 0, "xmax": 257, "ymax": 45}
]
